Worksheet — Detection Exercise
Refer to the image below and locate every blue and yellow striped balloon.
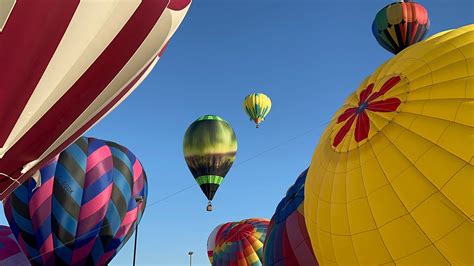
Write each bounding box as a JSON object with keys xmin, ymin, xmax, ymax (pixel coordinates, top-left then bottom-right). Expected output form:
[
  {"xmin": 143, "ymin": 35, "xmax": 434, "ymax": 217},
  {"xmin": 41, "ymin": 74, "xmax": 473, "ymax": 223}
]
[{"xmin": 243, "ymin": 93, "xmax": 272, "ymax": 128}]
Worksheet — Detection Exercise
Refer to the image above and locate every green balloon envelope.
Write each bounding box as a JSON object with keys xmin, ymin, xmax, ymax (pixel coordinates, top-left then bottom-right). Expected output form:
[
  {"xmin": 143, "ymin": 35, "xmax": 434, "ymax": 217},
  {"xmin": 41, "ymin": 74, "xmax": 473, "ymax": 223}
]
[{"xmin": 183, "ymin": 115, "xmax": 237, "ymax": 201}]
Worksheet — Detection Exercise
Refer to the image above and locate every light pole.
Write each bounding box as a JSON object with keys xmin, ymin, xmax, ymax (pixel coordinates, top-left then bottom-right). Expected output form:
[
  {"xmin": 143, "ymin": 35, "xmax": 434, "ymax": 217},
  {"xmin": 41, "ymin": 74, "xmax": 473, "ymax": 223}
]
[
  {"xmin": 188, "ymin": 251, "xmax": 193, "ymax": 266},
  {"xmin": 133, "ymin": 196, "xmax": 144, "ymax": 266}
]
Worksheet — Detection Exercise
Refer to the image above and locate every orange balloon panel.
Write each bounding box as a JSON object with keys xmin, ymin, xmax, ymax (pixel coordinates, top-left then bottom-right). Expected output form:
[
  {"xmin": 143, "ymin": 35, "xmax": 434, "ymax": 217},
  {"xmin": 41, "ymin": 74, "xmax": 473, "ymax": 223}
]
[{"xmin": 305, "ymin": 24, "xmax": 473, "ymax": 265}]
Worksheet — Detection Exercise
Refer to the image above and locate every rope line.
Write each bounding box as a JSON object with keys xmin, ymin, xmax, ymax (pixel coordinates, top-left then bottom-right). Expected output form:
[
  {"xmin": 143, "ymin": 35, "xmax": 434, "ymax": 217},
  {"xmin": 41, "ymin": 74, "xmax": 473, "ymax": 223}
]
[{"xmin": 23, "ymin": 120, "xmax": 330, "ymax": 262}]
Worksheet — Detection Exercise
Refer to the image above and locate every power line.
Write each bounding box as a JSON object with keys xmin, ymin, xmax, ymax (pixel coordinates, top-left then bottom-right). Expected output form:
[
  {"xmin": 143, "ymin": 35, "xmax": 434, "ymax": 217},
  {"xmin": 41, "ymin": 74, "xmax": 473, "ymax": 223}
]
[{"xmin": 24, "ymin": 120, "xmax": 331, "ymax": 263}]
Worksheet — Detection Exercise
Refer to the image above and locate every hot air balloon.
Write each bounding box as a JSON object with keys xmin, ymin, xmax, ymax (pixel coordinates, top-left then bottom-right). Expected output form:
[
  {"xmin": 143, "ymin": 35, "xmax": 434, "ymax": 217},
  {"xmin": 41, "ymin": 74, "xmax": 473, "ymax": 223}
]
[
  {"xmin": 208, "ymin": 218, "xmax": 269, "ymax": 266},
  {"xmin": 305, "ymin": 25, "xmax": 474, "ymax": 265},
  {"xmin": 0, "ymin": 0, "xmax": 190, "ymax": 200},
  {"xmin": 372, "ymin": 0, "xmax": 429, "ymax": 54},
  {"xmin": 183, "ymin": 115, "xmax": 237, "ymax": 211},
  {"xmin": 0, "ymin": 225, "xmax": 29, "ymax": 266},
  {"xmin": 243, "ymin": 93, "xmax": 272, "ymax": 128},
  {"xmin": 263, "ymin": 169, "xmax": 318, "ymax": 265},
  {"xmin": 207, "ymin": 223, "xmax": 225, "ymax": 264},
  {"xmin": 3, "ymin": 137, "xmax": 148, "ymax": 265}
]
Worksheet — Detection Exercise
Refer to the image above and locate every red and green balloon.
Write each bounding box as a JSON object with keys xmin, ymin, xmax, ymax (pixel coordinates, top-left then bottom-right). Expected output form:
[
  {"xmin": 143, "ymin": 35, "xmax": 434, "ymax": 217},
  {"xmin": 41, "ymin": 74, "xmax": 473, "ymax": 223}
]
[{"xmin": 372, "ymin": 0, "xmax": 429, "ymax": 54}]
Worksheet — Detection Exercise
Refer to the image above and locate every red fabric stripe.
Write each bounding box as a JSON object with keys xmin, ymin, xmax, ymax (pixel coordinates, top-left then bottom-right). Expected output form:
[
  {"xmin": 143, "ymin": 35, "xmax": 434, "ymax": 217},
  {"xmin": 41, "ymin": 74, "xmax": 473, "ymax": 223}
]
[
  {"xmin": 359, "ymin": 83, "xmax": 374, "ymax": 104},
  {"xmin": 367, "ymin": 76, "xmax": 401, "ymax": 102},
  {"xmin": 333, "ymin": 114, "xmax": 356, "ymax": 147},
  {"xmin": 0, "ymin": 54, "xmax": 157, "ymax": 200},
  {"xmin": 167, "ymin": 0, "xmax": 191, "ymax": 11},
  {"xmin": 367, "ymin": 98, "xmax": 401, "ymax": 112},
  {"xmin": 337, "ymin": 107, "xmax": 357, "ymax": 123},
  {"xmin": 0, "ymin": 0, "xmax": 79, "ymax": 146},
  {"xmin": 282, "ymin": 223, "xmax": 298, "ymax": 265},
  {"xmin": 158, "ymin": 41, "xmax": 169, "ymax": 57},
  {"xmin": 355, "ymin": 111, "xmax": 370, "ymax": 142}
]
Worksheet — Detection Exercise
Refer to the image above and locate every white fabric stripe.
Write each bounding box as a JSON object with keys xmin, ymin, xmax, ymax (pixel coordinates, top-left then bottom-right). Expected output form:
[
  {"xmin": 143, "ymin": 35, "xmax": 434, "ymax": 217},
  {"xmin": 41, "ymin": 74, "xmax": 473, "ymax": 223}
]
[
  {"xmin": 33, "ymin": 4, "xmax": 190, "ymax": 168},
  {"xmin": 96, "ymin": 53, "xmax": 161, "ymax": 122},
  {"xmin": 0, "ymin": 0, "xmax": 16, "ymax": 32},
  {"xmin": 103, "ymin": 6, "xmax": 192, "ymax": 114},
  {"xmin": 0, "ymin": 0, "xmax": 140, "ymax": 156}
]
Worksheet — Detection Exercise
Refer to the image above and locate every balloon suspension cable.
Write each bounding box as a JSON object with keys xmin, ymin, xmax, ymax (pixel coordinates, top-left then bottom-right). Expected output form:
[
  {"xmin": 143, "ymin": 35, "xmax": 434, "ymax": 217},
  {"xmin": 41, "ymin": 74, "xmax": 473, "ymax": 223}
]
[
  {"xmin": 0, "ymin": 173, "xmax": 20, "ymax": 184},
  {"xmin": 206, "ymin": 201, "xmax": 213, "ymax": 212},
  {"xmin": 133, "ymin": 196, "xmax": 144, "ymax": 266}
]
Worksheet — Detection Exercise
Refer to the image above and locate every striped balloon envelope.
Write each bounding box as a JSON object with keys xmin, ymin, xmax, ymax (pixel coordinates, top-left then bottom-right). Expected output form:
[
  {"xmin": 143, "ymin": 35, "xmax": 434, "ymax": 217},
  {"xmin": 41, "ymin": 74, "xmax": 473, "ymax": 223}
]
[
  {"xmin": 0, "ymin": 225, "xmax": 29, "ymax": 266},
  {"xmin": 0, "ymin": 0, "xmax": 190, "ymax": 200},
  {"xmin": 305, "ymin": 25, "xmax": 474, "ymax": 265},
  {"xmin": 207, "ymin": 223, "xmax": 225, "ymax": 264},
  {"xmin": 372, "ymin": 0, "xmax": 430, "ymax": 54},
  {"xmin": 3, "ymin": 137, "xmax": 148, "ymax": 265},
  {"xmin": 209, "ymin": 218, "xmax": 269, "ymax": 266},
  {"xmin": 263, "ymin": 169, "xmax": 318, "ymax": 265}
]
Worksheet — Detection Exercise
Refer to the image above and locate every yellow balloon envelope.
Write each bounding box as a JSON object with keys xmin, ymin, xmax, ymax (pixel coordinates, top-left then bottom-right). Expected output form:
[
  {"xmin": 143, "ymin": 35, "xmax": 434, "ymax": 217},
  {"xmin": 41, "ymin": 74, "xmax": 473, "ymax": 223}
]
[{"xmin": 305, "ymin": 24, "xmax": 473, "ymax": 265}]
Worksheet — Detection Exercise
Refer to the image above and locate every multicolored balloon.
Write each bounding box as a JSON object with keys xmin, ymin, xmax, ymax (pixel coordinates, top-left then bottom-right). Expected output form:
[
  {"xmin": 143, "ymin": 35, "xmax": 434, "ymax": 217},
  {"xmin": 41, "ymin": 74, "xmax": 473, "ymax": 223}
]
[
  {"xmin": 305, "ymin": 25, "xmax": 474, "ymax": 265},
  {"xmin": 243, "ymin": 93, "xmax": 272, "ymax": 128},
  {"xmin": 372, "ymin": 0, "xmax": 429, "ymax": 54},
  {"xmin": 183, "ymin": 115, "xmax": 237, "ymax": 211},
  {"xmin": 207, "ymin": 223, "xmax": 225, "ymax": 264},
  {"xmin": 264, "ymin": 169, "xmax": 318, "ymax": 265},
  {"xmin": 0, "ymin": 0, "xmax": 190, "ymax": 200},
  {"xmin": 0, "ymin": 225, "xmax": 29, "ymax": 266},
  {"xmin": 4, "ymin": 137, "xmax": 148, "ymax": 265},
  {"xmin": 208, "ymin": 218, "xmax": 269, "ymax": 266}
]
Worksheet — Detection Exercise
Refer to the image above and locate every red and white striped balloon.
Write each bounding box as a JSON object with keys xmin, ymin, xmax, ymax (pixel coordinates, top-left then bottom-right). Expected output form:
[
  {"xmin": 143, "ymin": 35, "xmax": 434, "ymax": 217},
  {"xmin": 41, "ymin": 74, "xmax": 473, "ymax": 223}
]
[{"xmin": 0, "ymin": 0, "xmax": 191, "ymax": 200}]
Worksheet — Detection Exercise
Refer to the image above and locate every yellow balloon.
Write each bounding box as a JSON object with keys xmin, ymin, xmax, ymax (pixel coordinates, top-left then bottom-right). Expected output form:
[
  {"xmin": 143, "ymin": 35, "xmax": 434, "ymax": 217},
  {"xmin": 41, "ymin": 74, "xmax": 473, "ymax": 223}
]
[
  {"xmin": 305, "ymin": 24, "xmax": 473, "ymax": 265},
  {"xmin": 243, "ymin": 93, "xmax": 272, "ymax": 128}
]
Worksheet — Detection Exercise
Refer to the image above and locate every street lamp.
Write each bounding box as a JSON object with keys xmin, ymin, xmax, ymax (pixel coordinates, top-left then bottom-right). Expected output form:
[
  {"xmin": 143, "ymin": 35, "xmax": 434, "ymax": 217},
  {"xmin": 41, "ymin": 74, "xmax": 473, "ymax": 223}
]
[
  {"xmin": 133, "ymin": 196, "xmax": 144, "ymax": 266},
  {"xmin": 188, "ymin": 251, "xmax": 194, "ymax": 266}
]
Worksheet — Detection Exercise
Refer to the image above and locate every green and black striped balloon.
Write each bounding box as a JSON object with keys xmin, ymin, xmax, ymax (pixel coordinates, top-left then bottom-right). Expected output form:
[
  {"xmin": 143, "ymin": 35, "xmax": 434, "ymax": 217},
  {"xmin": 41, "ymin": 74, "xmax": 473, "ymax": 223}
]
[{"xmin": 183, "ymin": 115, "xmax": 237, "ymax": 206}]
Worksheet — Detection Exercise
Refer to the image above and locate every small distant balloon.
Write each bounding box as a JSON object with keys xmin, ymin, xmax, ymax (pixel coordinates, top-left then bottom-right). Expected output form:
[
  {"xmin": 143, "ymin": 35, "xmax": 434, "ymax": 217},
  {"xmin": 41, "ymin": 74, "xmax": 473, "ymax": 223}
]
[
  {"xmin": 372, "ymin": 0, "xmax": 429, "ymax": 54},
  {"xmin": 243, "ymin": 93, "xmax": 272, "ymax": 128},
  {"xmin": 183, "ymin": 115, "xmax": 237, "ymax": 211}
]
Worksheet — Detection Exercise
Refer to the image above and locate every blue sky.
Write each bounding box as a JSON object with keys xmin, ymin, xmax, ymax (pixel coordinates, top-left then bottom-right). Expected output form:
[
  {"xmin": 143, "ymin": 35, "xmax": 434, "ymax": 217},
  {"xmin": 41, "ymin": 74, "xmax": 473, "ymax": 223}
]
[{"xmin": 1, "ymin": 1, "xmax": 473, "ymax": 265}]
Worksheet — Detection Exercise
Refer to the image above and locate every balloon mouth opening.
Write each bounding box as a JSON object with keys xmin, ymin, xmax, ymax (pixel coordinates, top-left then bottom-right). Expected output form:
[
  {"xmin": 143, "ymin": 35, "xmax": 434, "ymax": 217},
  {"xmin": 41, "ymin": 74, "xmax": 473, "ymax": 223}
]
[{"xmin": 253, "ymin": 118, "xmax": 263, "ymax": 127}]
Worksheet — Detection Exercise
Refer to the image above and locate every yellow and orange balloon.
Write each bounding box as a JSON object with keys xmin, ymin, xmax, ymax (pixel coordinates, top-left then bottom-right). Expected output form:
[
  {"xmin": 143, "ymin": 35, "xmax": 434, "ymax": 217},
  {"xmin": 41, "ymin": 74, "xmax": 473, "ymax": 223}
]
[{"xmin": 305, "ymin": 24, "xmax": 473, "ymax": 265}]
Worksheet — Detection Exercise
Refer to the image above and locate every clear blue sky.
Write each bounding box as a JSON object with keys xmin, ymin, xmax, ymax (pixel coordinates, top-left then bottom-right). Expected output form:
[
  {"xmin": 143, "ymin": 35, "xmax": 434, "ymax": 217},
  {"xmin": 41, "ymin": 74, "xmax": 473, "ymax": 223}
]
[{"xmin": 1, "ymin": 1, "xmax": 472, "ymax": 265}]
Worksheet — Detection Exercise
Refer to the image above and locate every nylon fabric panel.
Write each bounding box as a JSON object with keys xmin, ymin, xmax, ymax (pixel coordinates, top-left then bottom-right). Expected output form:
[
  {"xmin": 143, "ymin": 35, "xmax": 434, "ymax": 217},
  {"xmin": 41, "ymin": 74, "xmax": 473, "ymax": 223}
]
[
  {"xmin": 0, "ymin": 0, "xmax": 191, "ymax": 201},
  {"xmin": 305, "ymin": 25, "xmax": 474, "ymax": 265},
  {"xmin": 372, "ymin": 1, "xmax": 430, "ymax": 54},
  {"xmin": 210, "ymin": 218, "xmax": 269, "ymax": 266},
  {"xmin": 263, "ymin": 169, "xmax": 317, "ymax": 265},
  {"xmin": 0, "ymin": 0, "xmax": 79, "ymax": 147},
  {"xmin": 3, "ymin": 137, "xmax": 148, "ymax": 265}
]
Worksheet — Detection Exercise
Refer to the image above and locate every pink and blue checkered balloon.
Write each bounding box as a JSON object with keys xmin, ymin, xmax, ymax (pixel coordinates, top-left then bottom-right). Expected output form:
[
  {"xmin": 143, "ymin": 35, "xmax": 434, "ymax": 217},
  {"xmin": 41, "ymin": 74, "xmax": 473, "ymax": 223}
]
[{"xmin": 3, "ymin": 137, "xmax": 148, "ymax": 265}]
